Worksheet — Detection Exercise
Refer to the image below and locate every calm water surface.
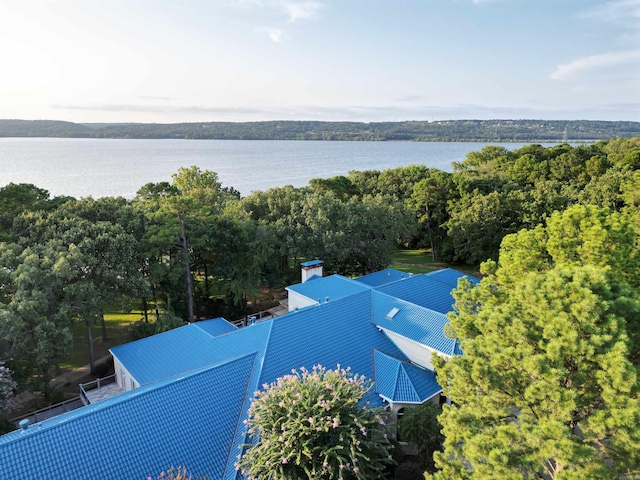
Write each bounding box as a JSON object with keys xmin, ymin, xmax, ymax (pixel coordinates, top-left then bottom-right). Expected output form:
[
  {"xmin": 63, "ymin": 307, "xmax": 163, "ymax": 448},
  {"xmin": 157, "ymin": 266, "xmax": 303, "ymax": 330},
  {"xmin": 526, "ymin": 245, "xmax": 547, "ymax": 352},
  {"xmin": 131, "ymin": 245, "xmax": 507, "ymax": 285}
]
[{"xmin": 0, "ymin": 138, "xmax": 550, "ymax": 198}]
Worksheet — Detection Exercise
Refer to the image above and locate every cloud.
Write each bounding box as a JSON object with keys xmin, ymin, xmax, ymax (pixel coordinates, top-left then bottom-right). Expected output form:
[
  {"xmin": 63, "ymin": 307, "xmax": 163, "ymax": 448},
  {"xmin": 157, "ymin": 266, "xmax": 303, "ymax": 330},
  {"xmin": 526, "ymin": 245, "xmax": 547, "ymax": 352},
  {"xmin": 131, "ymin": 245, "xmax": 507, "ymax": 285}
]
[
  {"xmin": 279, "ymin": 1, "xmax": 322, "ymax": 22},
  {"xmin": 269, "ymin": 28, "xmax": 283, "ymax": 41},
  {"xmin": 52, "ymin": 102, "xmax": 640, "ymax": 122},
  {"xmin": 257, "ymin": 27, "xmax": 283, "ymax": 42},
  {"xmin": 137, "ymin": 95, "xmax": 174, "ymax": 101},
  {"xmin": 237, "ymin": 0, "xmax": 323, "ymax": 23},
  {"xmin": 394, "ymin": 95, "xmax": 425, "ymax": 103},
  {"xmin": 54, "ymin": 103, "xmax": 276, "ymax": 115},
  {"xmin": 580, "ymin": 0, "xmax": 640, "ymax": 28},
  {"xmin": 550, "ymin": 50, "xmax": 640, "ymax": 80},
  {"xmin": 256, "ymin": 26, "xmax": 284, "ymax": 41}
]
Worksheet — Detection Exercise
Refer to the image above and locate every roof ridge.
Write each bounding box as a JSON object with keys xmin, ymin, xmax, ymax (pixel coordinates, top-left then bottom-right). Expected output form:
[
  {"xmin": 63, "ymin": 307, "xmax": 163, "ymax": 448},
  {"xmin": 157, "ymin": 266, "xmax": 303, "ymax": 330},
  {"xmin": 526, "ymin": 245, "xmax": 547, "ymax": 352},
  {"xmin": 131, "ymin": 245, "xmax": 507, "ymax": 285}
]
[{"xmin": 221, "ymin": 351, "xmax": 262, "ymax": 480}]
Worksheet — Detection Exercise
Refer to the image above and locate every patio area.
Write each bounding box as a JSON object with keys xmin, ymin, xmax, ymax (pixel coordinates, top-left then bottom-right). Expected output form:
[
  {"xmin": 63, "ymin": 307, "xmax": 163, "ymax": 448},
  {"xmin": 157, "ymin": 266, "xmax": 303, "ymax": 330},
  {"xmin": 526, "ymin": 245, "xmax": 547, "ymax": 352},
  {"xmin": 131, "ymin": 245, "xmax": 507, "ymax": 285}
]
[{"xmin": 80, "ymin": 375, "xmax": 124, "ymax": 405}]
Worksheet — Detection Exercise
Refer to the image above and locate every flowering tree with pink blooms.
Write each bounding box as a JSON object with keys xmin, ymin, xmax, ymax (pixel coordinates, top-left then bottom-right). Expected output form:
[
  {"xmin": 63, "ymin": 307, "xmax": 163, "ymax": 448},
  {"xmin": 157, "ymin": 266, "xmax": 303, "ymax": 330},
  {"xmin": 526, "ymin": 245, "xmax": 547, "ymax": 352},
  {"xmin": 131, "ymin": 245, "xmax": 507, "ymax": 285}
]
[
  {"xmin": 236, "ymin": 365, "xmax": 395, "ymax": 480},
  {"xmin": 0, "ymin": 360, "xmax": 17, "ymax": 413}
]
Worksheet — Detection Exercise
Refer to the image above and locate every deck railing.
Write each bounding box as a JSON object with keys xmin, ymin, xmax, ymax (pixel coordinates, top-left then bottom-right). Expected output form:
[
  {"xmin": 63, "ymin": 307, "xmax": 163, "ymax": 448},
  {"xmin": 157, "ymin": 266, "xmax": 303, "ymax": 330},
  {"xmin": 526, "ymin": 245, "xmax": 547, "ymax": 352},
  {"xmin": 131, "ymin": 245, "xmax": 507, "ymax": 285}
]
[
  {"xmin": 79, "ymin": 374, "xmax": 116, "ymax": 405},
  {"xmin": 10, "ymin": 397, "xmax": 84, "ymax": 426}
]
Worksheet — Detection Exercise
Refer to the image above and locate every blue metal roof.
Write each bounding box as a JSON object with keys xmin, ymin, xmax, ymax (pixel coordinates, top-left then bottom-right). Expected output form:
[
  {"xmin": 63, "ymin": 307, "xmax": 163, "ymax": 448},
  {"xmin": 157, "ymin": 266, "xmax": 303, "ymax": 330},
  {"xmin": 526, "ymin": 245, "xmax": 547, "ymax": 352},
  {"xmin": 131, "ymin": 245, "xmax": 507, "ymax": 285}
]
[
  {"xmin": 2, "ymin": 267, "xmax": 473, "ymax": 480},
  {"xmin": 193, "ymin": 317, "xmax": 238, "ymax": 337},
  {"xmin": 300, "ymin": 259, "xmax": 324, "ymax": 267},
  {"xmin": 259, "ymin": 291, "xmax": 405, "ymax": 387},
  {"xmin": 373, "ymin": 350, "xmax": 442, "ymax": 403},
  {"xmin": 110, "ymin": 324, "xmax": 221, "ymax": 385},
  {"xmin": 286, "ymin": 274, "xmax": 371, "ymax": 303},
  {"xmin": 376, "ymin": 273, "xmax": 456, "ymax": 314},
  {"xmin": 425, "ymin": 268, "xmax": 480, "ymax": 289},
  {"xmin": 355, "ymin": 268, "xmax": 411, "ymax": 287},
  {"xmin": 222, "ymin": 291, "xmax": 406, "ymax": 479},
  {"xmin": 0, "ymin": 354, "xmax": 257, "ymax": 480},
  {"xmin": 372, "ymin": 290, "xmax": 457, "ymax": 355}
]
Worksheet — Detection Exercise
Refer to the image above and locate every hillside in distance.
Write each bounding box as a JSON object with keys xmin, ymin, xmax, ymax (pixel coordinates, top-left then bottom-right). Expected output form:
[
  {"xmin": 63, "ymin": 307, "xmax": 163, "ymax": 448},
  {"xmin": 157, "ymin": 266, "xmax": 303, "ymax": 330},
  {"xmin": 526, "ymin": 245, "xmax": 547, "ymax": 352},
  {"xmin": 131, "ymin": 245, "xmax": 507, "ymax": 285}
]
[{"xmin": 1, "ymin": 119, "xmax": 639, "ymax": 142}]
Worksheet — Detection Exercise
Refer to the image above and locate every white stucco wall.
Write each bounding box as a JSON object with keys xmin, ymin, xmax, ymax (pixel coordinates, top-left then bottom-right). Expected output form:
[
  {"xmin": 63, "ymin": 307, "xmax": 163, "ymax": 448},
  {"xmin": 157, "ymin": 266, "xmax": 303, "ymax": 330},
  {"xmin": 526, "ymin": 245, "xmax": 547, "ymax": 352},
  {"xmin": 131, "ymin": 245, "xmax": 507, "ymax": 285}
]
[
  {"xmin": 380, "ymin": 328, "xmax": 450, "ymax": 371},
  {"xmin": 301, "ymin": 265, "xmax": 323, "ymax": 282},
  {"xmin": 113, "ymin": 357, "xmax": 140, "ymax": 392},
  {"xmin": 287, "ymin": 290, "xmax": 319, "ymax": 312}
]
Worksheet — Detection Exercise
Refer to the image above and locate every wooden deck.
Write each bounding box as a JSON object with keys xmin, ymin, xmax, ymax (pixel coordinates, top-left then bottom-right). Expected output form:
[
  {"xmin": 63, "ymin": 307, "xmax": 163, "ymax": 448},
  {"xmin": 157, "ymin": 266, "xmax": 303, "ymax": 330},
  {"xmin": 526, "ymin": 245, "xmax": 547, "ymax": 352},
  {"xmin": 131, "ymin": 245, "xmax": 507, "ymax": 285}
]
[
  {"xmin": 80, "ymin": 375, "xmax": 125, "ymax": 405},
  {"xmin": 84, "ymin": 383, "xmax": 124, "ymax": 404}
]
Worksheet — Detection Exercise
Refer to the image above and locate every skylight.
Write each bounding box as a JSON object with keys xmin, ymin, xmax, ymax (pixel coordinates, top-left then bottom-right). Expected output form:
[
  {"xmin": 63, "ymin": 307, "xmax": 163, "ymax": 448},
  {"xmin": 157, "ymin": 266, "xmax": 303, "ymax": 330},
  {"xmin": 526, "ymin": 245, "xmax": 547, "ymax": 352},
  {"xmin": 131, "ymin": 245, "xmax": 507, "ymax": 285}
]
[{"xmin": 385, "ymin": 307, "xmax": 399, "ymax": 320}]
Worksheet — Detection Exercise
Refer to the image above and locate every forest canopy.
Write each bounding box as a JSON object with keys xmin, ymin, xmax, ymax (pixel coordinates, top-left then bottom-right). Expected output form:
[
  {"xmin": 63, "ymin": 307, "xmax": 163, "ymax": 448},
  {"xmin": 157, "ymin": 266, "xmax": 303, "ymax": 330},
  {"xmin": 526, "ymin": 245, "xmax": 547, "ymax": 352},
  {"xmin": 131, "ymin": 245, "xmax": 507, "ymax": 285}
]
[{"xmin": 1, "ymin": 138, "xmax": 639, "ymax": 413}]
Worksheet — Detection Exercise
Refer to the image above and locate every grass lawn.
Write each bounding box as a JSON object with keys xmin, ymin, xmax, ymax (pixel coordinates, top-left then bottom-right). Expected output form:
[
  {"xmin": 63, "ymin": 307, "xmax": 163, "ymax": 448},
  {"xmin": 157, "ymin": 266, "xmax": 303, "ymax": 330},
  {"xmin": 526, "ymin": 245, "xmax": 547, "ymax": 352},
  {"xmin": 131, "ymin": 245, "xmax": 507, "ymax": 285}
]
[
  {"xmin": 392, "ymin": 249, "xmax": 480, "ymax": 276},
  {"xmin": 60, "ymin": 307, "xmax": 146, "ymax": 371},
  {"xmin": 391, "ymin": 263, "xmax": 439, "ymax": 274}
]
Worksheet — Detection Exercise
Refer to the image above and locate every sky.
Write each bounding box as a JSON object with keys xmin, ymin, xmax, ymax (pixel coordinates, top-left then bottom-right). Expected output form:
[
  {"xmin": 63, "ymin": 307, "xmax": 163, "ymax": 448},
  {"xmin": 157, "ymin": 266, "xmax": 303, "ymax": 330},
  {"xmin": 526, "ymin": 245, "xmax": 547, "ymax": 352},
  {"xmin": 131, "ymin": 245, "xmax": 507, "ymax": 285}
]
[{"xmin": 1, "ymin": 0, "xmax": 639, "ymax": 123}]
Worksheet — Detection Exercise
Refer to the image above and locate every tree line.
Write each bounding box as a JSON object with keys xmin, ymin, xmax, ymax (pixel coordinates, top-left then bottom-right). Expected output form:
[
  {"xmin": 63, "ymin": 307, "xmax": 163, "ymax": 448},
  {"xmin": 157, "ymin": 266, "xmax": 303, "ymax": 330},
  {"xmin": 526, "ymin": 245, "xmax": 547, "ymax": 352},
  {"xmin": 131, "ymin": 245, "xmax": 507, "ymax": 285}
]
[
  {"xmin": 1, "ymin": 119, "xmax": 640, "ymax": 142},
  {"xmin": 0, "ymin": 137, "xmax": 638, "ymax": 407}
]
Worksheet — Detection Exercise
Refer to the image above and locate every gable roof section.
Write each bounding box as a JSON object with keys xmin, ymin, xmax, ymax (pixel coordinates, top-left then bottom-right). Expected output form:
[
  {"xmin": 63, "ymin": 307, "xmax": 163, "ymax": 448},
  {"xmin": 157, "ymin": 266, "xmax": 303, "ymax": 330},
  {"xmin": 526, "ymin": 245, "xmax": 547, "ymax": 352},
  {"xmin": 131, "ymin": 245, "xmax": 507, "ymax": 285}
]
[
  {"xmin": 372, "ymin": 290, "xmax": 457, "ymax": 356},
  {"xmin": 373, "ymin": 350, "xmax": 442, "ymax": 403},
  {"xmin": 259, "ymin": 290, "xmax": 404, "ymax": 385},
  {"xmin": 355, "ymin": 268, "xmax": 411, "ymax": 287},
  {"xmin": 425, "ymin": 268, "xmax": 480, "ymax": 289},
  {"xmin": 0, "ymin": 354, "xmax": 257, "ymax": 480},
  {"xmin": 376, "ymin": 272, "xmax": 457, "ymax": 314},
  {"xmin": 110, "ymin": 323, "xmax": 219, "ymax": 385},
  {"xmin": 110, "ymin": 318, "xmax": 273, "ymax": 386},
  {"xmin": 286, "ymin": 274, "xmax": 371, "ymax": 304},
  {"xmin": 193, "ymin": 317, "xmax": 238, "ymax": 337}
]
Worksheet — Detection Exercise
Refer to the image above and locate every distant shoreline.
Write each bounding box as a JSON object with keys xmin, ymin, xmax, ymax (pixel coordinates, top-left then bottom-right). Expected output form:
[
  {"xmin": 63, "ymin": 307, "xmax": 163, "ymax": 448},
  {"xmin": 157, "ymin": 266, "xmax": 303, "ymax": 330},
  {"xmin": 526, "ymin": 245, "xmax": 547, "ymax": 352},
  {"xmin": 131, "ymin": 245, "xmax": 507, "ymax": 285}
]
[
  {"xmin": 0, "ymin": 136, "xmax": 598, "ymax": 143},
  {"xmin": 0, "ymin": 118, "xmax": 638, "ymax": 143}
]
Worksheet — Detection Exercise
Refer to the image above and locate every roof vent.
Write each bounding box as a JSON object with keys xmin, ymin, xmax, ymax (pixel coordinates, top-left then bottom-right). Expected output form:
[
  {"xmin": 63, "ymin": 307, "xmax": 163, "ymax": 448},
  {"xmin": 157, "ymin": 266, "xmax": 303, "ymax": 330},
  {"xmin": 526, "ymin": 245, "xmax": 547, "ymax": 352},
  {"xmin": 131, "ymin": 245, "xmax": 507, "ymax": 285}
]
[
  {"xmin": 19, "ymin": 419, "xmax": 29, "ymax": 432},
  {"xmin": 325, "ymin": 296, "xmax": 330, "ymax": 303},
  {"xmin": 385, "ymin": 307, "xmax": 400, "ymax": 320}
]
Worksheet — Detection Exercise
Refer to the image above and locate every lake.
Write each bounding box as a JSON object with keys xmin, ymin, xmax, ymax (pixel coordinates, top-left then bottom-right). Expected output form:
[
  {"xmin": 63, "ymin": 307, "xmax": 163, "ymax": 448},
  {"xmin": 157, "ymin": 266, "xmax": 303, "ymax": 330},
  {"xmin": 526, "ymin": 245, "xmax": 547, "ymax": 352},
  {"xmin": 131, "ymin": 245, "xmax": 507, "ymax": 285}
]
[{"xmin": 0, "ymin": 138, "xmax": 552, "ymax": 198}]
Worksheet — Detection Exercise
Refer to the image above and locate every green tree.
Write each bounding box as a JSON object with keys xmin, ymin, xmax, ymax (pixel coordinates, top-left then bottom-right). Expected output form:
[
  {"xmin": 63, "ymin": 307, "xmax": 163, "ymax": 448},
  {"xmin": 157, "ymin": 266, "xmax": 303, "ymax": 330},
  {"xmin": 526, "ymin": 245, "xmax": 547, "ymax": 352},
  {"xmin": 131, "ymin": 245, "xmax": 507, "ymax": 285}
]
[
  {"xmin": 397, "ymin": 402, "xmax": 444, "ymax": 472},
  {"xmin": 433, "ymin": 266, "xmax": 640, "ymax": 479},
  {"xmin": 408, "ymin": 170, "xmax": 455, "ymax": 260},
  {"xmin": 237, "ymin": 365, "xmax": 395, "ymax": 480},
  {"xmin": 302, "ymin": 193, "xmax": 412, "ymax": 276},
  {"xmin": 493, "ymin": 204, "xmax": 640, "ymax": 292},
  {"xmin": 0, "ymin": 183, "xmax": 59, "ymax": 242},
  {"xmin": 309, "ymin": 176, "xmax": 358, "ymax": 201},
  {"xmin": 445, "ymin": 191, "xmax": 523, "ymax": 265},
  {"xmin": 0, "ymin": 242, "xmax": 75, "ymax": 396}
]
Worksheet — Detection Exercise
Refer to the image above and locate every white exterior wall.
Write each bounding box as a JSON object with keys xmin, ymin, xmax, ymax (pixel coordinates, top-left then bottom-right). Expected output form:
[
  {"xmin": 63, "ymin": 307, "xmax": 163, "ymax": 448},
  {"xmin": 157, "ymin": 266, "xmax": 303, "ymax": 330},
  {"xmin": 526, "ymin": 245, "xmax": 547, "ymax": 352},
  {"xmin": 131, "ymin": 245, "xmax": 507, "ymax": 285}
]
[
  {"xmin": 287, "ymin": 290, "xmax": 318, "ymax": 312},
  {"xmin": 380, "ymin": 328, "xmax": 450, "ymax": 371},
  {"xmin": 301, "ymin": 265, "xmax": 323, "ymax": 282},
  {"xmin": 113, "ymin": 356, "xmax": 140, "ymax": 392}
]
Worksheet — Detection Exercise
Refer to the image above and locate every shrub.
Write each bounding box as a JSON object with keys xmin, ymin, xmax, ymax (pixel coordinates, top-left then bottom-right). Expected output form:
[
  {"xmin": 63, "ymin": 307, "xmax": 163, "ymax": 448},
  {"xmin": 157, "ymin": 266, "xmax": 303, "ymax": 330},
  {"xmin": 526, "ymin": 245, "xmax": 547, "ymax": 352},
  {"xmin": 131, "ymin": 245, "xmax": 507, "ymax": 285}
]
[
  {"xmin": 237, "ymin": 365, "xmax": 395, "ymax": 479},
  {"xmin": 150, "ymin": 466, "xmax": 207, "ymax": 480}
]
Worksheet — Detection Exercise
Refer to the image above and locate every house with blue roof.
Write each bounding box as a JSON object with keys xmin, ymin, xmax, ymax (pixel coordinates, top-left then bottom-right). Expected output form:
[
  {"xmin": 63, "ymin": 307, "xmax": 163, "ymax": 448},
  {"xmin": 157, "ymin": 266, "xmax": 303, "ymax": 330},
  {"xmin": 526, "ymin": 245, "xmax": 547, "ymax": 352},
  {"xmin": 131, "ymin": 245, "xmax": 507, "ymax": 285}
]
[{"xmin": 0, "ymin": 266, "xmax": 477, "ymax": 480}]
